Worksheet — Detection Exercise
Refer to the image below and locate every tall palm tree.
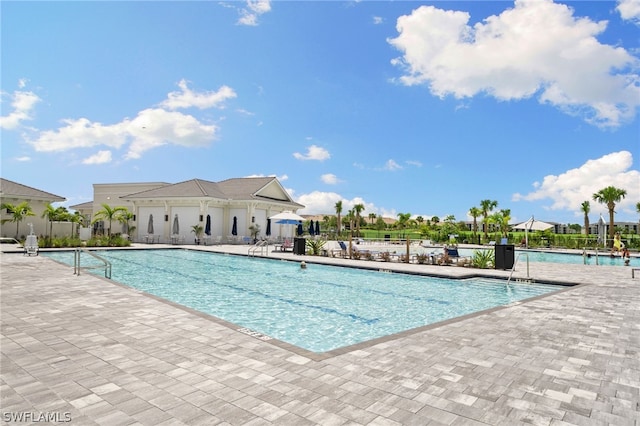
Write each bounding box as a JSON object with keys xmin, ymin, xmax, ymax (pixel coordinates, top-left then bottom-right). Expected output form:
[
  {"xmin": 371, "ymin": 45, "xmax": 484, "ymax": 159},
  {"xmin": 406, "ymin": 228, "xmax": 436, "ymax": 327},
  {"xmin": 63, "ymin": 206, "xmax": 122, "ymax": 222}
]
[
  {"xmin": 592, "ymin": 186, "xmax": 627, "ymax": 247},
  {"xmin": 469, "ymin": 206, "xmax": 481, "ymax": 239},
  {"xmin": 396, "ymin": 212, "xmax": 411, "ymax": 236},
  {"xmin": 580, "ymin": 201, "xmax": 590, "ymax": 237},
  {"xmin": 92, "ymin": 204, "xmax": 128, "ymax": 239},
  {"xmin": 41, "ymin": 203, "xmax": 58, "ymax": 242},
  {"xmin": 480, "ymin": 199, "xmax": 498, "ymax": 241},
  {"xmin": 334, "ymin": 200, "xmax": 343, "ymax": 237},
  {"xmin": 69, "ymin": 211, "xmax": 85, "ymax": 238},
  {"xmin": 353, "ymin": 203, "xmax": 365, "ymax": 237},
  {"xmin": 368, "ymin": 213, "xmax": 377, "ymax": 225},
  {"xmin": 0, "ymin": 201, "xmax": 35, "ymax": 238}
]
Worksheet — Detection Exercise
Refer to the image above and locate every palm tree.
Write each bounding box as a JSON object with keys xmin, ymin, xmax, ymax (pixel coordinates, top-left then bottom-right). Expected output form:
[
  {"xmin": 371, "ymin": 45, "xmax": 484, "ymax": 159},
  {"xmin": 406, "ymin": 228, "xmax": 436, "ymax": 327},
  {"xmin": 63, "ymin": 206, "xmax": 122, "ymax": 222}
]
[
  {"xmin": 480, "ymin": 199, "xmax": 498, "ymax": 241},
  {"xmin": 468, "ymin": 206, "xmax": 481, "ymax": 240},
  {"xmin": 41, "ymin": 203, "xmax": 58, "ymax": 242},
  {"xmin": 353, "ymin": 203, "xmax": 365, "ymax": 237},
  {"xmin": 92, "ymin": 204, "xmax": 128, "ymax": 239},
  {"xmin": 0, "ymin": 201, "xmax": 35, "ymax": 238},
  {"xmin": 490, "ymin": 209, "xmax": 511, "ymax": 238},
  {"xmin": 334, "ymin": 200, "xmax": 343, "ymax": 237},
  {"xmin": 592, "ymin": 186, "xmax": 627, "ymax": 247},
  {"xmin": 368, "ymin": 213, "xmax": 377, "ymax": 225},
  {"xmin": 118, "ymin": 210, "xmax": 135, "ymax": 236},
  {"xmin": 69, "ymin": 211, "xmax": 85, "ymax": 238},
  {"xmin": 396, "ymin": 213, "xmax": 411, "ymax": 236},
  {"xmin": 580, "ymin": 201, "xmax": 590, "ymax": 238}
]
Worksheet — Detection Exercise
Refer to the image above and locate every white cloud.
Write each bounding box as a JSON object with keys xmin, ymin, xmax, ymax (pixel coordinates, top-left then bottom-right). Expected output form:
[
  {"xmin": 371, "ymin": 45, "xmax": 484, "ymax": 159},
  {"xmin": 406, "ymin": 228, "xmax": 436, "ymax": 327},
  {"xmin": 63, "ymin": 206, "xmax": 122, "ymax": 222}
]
[
  {"xmin": 27, "ymin": 81, "xmax": 226, "ymax": 160},
  {"xmin": 296, "ymin": 192, "xmax": 379, "ymax": 216},
  {"xmin": 388, "ymin": 0, "xmax": 640, "ymax": 128},
  {"xmin": 0, "ymin": 88, "xmax": 41, "ymax": 130},
  {"xmin": 237, "ymin": 0, "xmax": 271, "ymax": 26},
  {"xmin": 617, "ymin": 0, "xmax": 640, "ymax": 24},
  {"xmin": 512, "ymin": 151, "xmax": 640, "ymax": 217},
  {"xmin": 160, "ymin": 79, "xmax": 236, "ymax": 110},
  {"xmin": 373, "ymin": 16, "xmax": 384, "ymax": 25},
  {"xmin": 82, "ymin": 150, "xmax": 112, "ymax": 165},
  {"xmin": 15, "ymin": 156, "xmax": 31, "ymax": 162},
  {"xmin": 293, "ymin": 144, "xmax": 331, "ymax": 161},
  {"xmin": 321, "ymin": 173, "xmax": 341, "ymax": 185},
  {"xmin": 382, "ymin": 159, "xmax": 403, "ymax": 171}
]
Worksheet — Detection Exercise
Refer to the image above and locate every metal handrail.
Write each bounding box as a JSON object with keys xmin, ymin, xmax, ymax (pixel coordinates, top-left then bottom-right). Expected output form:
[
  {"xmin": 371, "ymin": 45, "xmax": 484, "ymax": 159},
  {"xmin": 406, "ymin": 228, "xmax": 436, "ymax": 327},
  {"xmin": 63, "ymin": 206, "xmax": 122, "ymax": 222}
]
[
  {"xmin": 582, "ymin": 247, "xmax": 600, "ymax": 265},
  {"xmin": 74, "ymin": 248, "xmax": 112, "ymax": 278},
  {"xmin": 248, "ymin": 240, "xmax": 269, "ymax": 257},
  {"xmin": 507, "ymin": 252, "xmax": 530, "ymax": 285}
]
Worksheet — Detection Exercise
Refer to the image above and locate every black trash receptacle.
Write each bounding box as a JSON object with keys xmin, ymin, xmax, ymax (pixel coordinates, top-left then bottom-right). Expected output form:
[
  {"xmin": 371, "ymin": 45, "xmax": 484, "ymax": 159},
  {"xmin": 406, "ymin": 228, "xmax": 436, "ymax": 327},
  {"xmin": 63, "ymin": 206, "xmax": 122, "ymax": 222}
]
[
  {"xmin": 293, "ymin": 237, "xmax": 306, "ymax": 255},
  {"xmin": 495, "ymin": 244, "xmax": 515, "ymax": 270}
]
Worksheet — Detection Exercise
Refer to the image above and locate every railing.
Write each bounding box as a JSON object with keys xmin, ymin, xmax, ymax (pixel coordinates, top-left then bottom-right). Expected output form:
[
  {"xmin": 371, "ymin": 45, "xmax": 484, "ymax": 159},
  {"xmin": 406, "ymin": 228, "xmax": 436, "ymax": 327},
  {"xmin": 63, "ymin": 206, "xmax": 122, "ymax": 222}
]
[
  {"xmin": 583, "ymin": 247, "xmax": 599, "ymax": 265},
  {"xmin": 248, "ymin": 240, "xmax": 269, "ymax": 257},
  {"xmin": 507, "ymin": 252, "xmax": 530, "ymax": 285},
  {"xmin": 74, "ymin": 248, "xmax": 112, "ymax": 279}
]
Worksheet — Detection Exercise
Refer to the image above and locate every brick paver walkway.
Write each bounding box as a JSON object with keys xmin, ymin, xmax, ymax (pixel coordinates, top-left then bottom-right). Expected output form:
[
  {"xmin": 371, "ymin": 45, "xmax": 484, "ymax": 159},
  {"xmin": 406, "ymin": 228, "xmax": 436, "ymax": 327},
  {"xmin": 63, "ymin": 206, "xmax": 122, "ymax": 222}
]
[{"xmin": 1, "ymin": 247, "xmax": 638, "ymax": 425}]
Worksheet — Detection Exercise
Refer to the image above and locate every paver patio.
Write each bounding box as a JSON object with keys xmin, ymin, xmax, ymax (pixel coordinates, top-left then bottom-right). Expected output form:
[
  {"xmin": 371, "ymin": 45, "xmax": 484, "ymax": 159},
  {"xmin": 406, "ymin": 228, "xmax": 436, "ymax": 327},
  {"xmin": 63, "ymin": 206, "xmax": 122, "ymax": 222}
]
[{"xmin": 1, "ymin": 246, "xmax": 638, "ymax": 425}]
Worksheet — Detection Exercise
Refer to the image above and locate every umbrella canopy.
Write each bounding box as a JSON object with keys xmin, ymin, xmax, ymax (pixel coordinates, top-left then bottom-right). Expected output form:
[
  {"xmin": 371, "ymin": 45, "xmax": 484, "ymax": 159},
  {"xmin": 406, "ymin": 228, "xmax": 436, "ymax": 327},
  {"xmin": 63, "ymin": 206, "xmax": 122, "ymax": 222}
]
[
  {"xmin": 512, "ymin": 217, "xmax": 554, "ymax": 231},
  {"xmin": 308, "ymin": 220, "xmax": 314, "ymax": 235},
  {"xmin": 597, "ymin": 214, "xmax": 606, "ymax": 246},
  {"xmin": 147, "ymin": 214, "xmax": 154, "ymax": 234},
  {"xmin": 269, "ymin": 211, "xmax": 305, "ymax": 225},
  {"xmin": 265, "ymin": 218, "xmax": 271, "ymax": 236},
  {"xmin": 205, "ymin": 215, "xmax": 211, "ymax": 236},
  {"xmin": 297, "ymin": 223, "xmax": 304, "ymax": 236},
  {"xmin": 172, "ymin": 214, "xmax": 179, "ymax": 235},
  {"xmin": 315, "ymin": 220, "xmax": 320, "ymax": 236},
  {"xmin": 512, "ymin": 216, "xmax": 553, "ymax": 248},
  {"xmin": 231, "ymin": 216, "xmax": 238, "ymax": 236}
]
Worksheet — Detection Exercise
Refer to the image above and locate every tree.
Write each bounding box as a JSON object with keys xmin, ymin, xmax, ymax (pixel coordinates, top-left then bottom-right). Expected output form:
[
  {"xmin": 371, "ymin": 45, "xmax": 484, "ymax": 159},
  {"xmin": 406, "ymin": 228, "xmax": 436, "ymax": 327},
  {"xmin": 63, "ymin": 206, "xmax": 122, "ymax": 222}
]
[
  {"xmin": 118, "ymin": 210, "xmax": 135, "ymax": 235},
  {"xmin": 490, "ymin": 209, "xmax": 511, "ymax": 237},
  {"xmin": 353, "ymin": 203, "xmax": 365, "ymax": 237},
  {"xmin": 368, "ymin": 213, "xmax": 377, "ymax": 225},
  {"xmin": 92, "ymin": 204, "xmax": 128, "ymax": 239},
  {"xmin": 592, "ymin": 186, "xmax": 627, "ymax": 247},
  {"xmin": 41, "ymin": 203, "xmax": 58, "ymax": 242},
  {"xmin": 69, "ymin": 211, "xmax": 85, "ymax": 237},
  {"xmin": 0, "ymin": 201, "xmax": 35, "ymax": 238},
  {"xmin": 468, "ymin": 207, "xmax": 481, "ymax": 239},
  {"xmin": 334, "ymin": 201, "xmax": 343, "ymax": 236},
  {"xmin": 480, "ymin": 199, "xmax": 498, "ymax": 241},
  {"xmin": 580, "ymin": 201, "xmax": 590, "ymax": 237},
  {"xmin": 396, "ymin": 213, "xmax": 411, "ymax": 236}
]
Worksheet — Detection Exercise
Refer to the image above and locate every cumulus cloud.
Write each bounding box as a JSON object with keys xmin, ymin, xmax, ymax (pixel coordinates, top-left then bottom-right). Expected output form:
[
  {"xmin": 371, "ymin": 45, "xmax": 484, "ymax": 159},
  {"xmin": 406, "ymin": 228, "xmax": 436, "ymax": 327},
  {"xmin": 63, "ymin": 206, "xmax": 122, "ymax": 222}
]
[
  {"xmin": 296, "ymin": 191, "xmax": 379, "ymax": 216},
  {"xmin": 382, "ymin": 159, "xmax": 403, "ymax": 171},
  {"xmin": 617, "ymin": 0, "xmax": 640, "ymax": 24},
  {"xmin": 293, "ymin": 144, "xmax": 331, "ymax": 161},
  {"xmin": 512, "ymin": 150, "xmax": 640, "ymax": 217},
  {"xmin": 237, "ymin": 0, "xmax": 271, "ymax": 26},
  {"xmin": 26, "ymin": 80, "xmax": 229, "ymax": 162},
  {"xmin": 82, "ymin": 150, "xmax": 112, "ymax": 165},
  {"xmin": 373, "ymin": 16, "xmax": 384, "ymax": 25},
  {"xmin": 160, "ymin": 79, "xmax": 236, "ymax": 110},
  {"xmin": 0, "ymin": 87, "xmax": 41, "ymax": 130},
  {"xmin": 321, "ymin": 173, "xmax": 341, "ymax": 185},
  {"xmin": 388, "ymin": 0, "xmax": 640, "ymax": 128}
]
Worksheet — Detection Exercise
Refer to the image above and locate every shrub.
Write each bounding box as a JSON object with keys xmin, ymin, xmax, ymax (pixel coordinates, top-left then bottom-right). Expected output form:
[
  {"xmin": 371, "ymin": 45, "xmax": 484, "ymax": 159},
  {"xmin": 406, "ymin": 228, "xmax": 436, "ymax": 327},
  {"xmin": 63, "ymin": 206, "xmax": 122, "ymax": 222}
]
[{"xmin": 471, "ymin": 249, "xmax": 494, "ymax": 269}]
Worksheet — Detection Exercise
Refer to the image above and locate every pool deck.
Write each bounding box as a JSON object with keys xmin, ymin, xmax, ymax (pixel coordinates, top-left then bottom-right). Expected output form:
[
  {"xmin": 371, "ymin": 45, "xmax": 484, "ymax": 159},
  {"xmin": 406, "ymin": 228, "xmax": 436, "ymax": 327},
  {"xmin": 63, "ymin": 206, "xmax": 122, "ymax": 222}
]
[{"xmin": 1, "ymin": 244, "xmax": 639, "ymax": 425}]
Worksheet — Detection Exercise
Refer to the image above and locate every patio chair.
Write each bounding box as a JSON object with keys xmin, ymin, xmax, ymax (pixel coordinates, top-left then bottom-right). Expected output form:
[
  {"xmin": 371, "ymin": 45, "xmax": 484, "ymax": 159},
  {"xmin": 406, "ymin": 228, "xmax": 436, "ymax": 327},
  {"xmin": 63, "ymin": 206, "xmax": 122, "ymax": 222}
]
[
  {"xmin": 276, "ymin": 238, "xmax": 293, "ymax": 252},
  {"xmin": 24, "ymin": 234, "xmax": 39, "ymax": 256}
]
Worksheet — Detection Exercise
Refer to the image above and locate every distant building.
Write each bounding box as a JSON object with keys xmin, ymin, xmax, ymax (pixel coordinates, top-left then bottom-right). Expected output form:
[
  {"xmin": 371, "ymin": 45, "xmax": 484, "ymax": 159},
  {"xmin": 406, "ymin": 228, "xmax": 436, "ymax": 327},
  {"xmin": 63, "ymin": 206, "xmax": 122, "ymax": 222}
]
[
  {"xmin": 82, "ymin": 177, "xmax": 304, "ymax": 243},
  {"xmin": 0, "ymin": 178, "xmax": 66, "ymax": 238}
]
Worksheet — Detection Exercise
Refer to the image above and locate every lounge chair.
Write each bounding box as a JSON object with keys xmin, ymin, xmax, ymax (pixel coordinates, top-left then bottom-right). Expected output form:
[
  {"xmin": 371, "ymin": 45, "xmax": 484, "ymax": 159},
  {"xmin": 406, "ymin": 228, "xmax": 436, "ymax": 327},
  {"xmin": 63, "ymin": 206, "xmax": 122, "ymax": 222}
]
[
  {"xmin": 276, "ymin": 238, "xmax": 293, "ymax": 252},
  {"xmin": 24, "ymin": 234, "xmax": 39, "ymax": 256},
  {"xmin": 443, "ymin": 247, "xmax": 470, "ymax": 265}
]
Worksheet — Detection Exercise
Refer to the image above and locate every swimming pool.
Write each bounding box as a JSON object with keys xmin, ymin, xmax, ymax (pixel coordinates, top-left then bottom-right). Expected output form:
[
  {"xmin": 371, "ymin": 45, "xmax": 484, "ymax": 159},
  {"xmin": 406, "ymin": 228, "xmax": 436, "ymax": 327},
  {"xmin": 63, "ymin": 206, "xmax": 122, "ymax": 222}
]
[
  {"xmin": 44, "ymin": 249, "xmax": 566, "ymax": 353},
  {"xmin": 453, "ymin": 248, "xmax": 639, "ymax": 266}
]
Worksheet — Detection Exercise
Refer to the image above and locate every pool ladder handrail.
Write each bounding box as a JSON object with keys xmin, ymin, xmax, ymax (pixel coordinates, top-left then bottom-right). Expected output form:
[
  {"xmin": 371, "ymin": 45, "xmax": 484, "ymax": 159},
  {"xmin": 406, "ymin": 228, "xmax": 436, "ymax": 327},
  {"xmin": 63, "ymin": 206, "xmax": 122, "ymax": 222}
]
[
  {"xmin": 583, "ymin": 247, "xmax": 599, "ymax": 265},
  {"xmin": 248, "ymin": 240, "xmax": 269, "ymax": 257},
  {"xmin": 507, "ymin": 252, "xmax": 530, "ymax": 285},
  {"xmin": 74, "ymin": 248, "xmax": 112, "ymax": 278}
]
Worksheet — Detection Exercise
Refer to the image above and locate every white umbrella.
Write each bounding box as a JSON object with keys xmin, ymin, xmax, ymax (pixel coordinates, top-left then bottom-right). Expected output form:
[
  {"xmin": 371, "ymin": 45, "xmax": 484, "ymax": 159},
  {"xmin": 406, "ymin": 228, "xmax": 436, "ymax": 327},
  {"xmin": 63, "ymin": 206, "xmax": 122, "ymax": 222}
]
[
  {"xmin": 512, "ymin": 216, "xmax": 553, "ymax": 248},
  {"xmin": 172, "ymin": 214, "xmax": 179, "ymax": 235},
  {"xmin": 269, "ymin": 211, "xmax": 305, "ymax": 224},
  {"xmin": 597, "ymin": 214, "xmax": 606, "ymax": 247}
]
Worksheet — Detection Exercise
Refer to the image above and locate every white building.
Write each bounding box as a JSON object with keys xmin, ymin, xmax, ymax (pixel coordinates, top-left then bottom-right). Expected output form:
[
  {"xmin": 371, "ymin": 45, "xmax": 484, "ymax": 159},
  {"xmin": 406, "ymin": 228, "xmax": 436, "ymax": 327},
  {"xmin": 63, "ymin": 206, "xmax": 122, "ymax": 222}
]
[{"xmin": 81, "ymin": 177, "xmax": 304, "ymax": 243}]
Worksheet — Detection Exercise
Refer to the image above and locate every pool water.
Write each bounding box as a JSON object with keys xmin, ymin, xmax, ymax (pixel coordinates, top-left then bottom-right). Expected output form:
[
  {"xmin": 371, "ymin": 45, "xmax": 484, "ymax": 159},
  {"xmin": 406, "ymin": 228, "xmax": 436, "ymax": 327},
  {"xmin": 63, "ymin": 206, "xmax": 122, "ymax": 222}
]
[
  {"xmin": 44, "ymin": 249, "xmax": 565, "ymax": 353},
  {"xmin": 431, "ymin": 248, "xmax": 639, "ymax": 266}
]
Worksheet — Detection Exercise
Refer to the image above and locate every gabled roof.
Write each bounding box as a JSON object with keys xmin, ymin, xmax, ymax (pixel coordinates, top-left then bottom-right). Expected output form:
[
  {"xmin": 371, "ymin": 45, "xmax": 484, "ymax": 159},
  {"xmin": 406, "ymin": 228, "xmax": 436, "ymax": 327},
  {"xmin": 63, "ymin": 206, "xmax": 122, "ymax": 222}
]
[
  {"xmin": 0, "ymin": 178, "xmax": 65, "ymax": 202},
  {"xmin": 121, "ymin": 177, "xmax": 304, "ymax": 207}
]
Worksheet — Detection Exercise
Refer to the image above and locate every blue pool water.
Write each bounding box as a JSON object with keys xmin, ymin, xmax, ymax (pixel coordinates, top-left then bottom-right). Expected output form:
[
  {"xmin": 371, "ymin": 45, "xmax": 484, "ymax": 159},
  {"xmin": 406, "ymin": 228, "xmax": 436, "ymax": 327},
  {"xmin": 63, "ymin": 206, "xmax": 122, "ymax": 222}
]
[
  {"xmin": 450, "ymin": 248, "xmax": 639, "ymax": 266},
  {"xmin": 44, "ymin": 249, "xmax": 565, "ymax": 353}
]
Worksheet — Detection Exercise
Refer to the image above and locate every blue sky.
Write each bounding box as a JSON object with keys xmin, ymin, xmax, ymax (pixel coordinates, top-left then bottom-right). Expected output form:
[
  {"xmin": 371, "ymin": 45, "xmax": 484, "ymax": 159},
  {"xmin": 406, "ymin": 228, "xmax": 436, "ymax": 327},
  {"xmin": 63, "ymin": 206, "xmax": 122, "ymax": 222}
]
[{"xmin": 2, "ymin": 0, "xmax": 639, "ymax": 225}]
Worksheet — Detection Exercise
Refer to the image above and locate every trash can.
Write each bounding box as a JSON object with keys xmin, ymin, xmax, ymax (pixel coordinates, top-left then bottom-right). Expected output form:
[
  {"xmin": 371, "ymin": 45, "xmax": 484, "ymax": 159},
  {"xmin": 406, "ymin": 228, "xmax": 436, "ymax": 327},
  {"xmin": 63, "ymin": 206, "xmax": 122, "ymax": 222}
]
[
  {"xmin": 293, "ymin": 237, "xmax": 306, "ymax": 255},
  {"xmin": 495, "ymin": 244, "xmax": 515, "ymax": 270}
]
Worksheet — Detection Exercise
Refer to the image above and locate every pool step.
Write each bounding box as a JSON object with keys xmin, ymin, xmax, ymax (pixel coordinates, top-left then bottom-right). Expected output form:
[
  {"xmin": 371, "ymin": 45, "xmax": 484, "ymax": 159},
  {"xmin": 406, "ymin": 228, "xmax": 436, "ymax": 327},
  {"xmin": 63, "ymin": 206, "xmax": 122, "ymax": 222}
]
[{"xmin": 513, "ymin": 278, "xmax": 536, "ymax": 284}]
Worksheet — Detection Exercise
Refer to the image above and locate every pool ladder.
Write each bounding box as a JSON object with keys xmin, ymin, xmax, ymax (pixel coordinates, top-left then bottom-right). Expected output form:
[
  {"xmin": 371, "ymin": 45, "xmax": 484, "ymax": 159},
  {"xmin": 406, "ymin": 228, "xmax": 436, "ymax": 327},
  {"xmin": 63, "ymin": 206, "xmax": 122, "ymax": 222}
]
[
  {"xmin": 507, "ymin": 252, "xmax": 531, "ymax": 285},
  {"xmin": 74, "ymin": 248, "xmax": 112, "ymax": 278},
  {"xmin": 583, "ymin": 247, "xmax": 599, "ymax": 265},
  {"xmin": 248, "ymin": 240, "xmax": 269, "ymax": 257}
]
